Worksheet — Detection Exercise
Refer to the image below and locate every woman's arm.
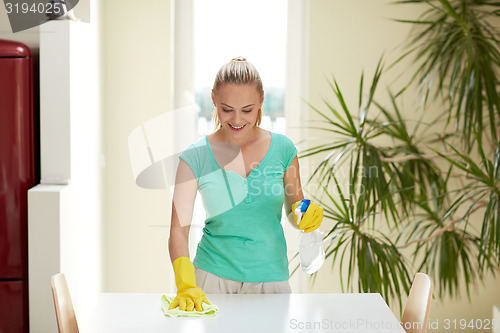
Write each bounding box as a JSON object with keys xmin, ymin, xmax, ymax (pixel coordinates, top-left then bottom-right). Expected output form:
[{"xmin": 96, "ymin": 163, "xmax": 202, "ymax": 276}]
[
  {"xmin": 168, "ymin": 159, "xmax": 211, "ymax": 312},
  {"xmin": 283, "ymin": 156, "xmax": 304, "ymax": 221},
  {"xmin": 168, "ymin": 159, "xmax": 198, "ymax": 262},
  {"xmin": 284, "ymin": 156, "xmax": 324, "ymax": 233}
]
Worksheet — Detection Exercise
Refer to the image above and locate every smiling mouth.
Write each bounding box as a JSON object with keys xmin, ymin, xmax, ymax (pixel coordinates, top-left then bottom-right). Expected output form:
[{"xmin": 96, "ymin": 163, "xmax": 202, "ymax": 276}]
[{"xmin": 229, "ymin": 124, "xmax": 246, "ymax": 130}]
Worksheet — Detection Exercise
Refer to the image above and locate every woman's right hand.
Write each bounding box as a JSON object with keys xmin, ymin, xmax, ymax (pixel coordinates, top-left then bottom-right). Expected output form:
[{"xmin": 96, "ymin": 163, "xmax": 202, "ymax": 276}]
[
  {"xmin": 169, "ymin": 286, "xmax": 210, "ymax": 312},
  {"xmin": 169, "ymin": 256, "xmax": 210, "ymax": 311}
]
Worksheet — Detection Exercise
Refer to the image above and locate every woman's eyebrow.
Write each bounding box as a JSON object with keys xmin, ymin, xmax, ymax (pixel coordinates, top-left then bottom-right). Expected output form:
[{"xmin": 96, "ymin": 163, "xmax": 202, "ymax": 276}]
[{"xmin": 221, "ymin": 103, "xmax": 255, "ymax": 108}]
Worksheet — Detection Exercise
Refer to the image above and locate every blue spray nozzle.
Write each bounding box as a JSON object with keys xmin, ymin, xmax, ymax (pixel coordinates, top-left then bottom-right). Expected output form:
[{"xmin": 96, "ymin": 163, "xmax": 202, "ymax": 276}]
[{"xmin": 296, "ymin": 199, "xmax": 311, "ymax": 214}]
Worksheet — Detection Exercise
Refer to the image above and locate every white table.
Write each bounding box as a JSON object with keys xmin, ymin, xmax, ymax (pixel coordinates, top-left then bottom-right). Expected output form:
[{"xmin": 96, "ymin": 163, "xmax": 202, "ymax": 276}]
[{"xmin": 83, "ymin": 293, "xmax": 406, "ymax": 333}]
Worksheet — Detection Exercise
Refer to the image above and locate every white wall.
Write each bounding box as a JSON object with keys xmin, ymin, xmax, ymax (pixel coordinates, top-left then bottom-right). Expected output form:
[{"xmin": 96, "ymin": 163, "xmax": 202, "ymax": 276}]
[
  {"xmin": 102, "ymin": 0, "xmax": 174, "ymax": 293},
  {"xmin": 0, "ymin": 0, "xmax": 90, "ymax": 49},
  {"xmin": 0, "ymin": 13, "xmax": 39, "ymax": 50},
  {"xmin": 305, "ymin": 0, "xmax": 500, "ymax": 331},
  {"xmin": 28, "ymin": 5, "xmax": 104, "ymax": 331},
  {"xmin": 1, "ymin": 0, "xmax": 103, "ymax": 331}
]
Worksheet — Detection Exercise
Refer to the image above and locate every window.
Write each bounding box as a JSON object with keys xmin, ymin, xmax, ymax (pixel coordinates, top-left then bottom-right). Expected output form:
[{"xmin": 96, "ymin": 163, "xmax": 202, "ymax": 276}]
[{"xmin": 194, "ymin": 0, "xmax": 288, "ymax": 136}]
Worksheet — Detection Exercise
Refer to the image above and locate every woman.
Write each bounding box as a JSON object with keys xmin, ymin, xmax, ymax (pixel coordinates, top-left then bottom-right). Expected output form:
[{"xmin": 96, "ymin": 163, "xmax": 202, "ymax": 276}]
[{"xmin": 168, "ymin": 57, "xmax": 324, "ymax": 312}]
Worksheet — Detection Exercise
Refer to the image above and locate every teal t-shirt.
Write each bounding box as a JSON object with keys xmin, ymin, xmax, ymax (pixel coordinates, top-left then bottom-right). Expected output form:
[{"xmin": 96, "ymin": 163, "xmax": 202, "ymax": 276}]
[{"xmin": 179, "ymin": 132, "xmax": 297, "ymax": 282}]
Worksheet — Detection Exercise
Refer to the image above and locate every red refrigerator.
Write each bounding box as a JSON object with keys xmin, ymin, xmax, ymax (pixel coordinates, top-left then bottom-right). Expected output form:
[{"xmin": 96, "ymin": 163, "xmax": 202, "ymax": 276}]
[{"xmin": 0, "ymin": 39, "xmax": 37, "ymax": 333}]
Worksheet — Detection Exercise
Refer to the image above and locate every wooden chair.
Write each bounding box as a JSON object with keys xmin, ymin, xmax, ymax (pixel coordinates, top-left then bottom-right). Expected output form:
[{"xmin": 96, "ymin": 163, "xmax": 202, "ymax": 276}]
[
  {"xmin": 401, "ymin": 272, "xmax": 433, "ymax": 333},
  {"xmin": 51, "ymin": 273, "xmax": 79, "ymax": 333}
]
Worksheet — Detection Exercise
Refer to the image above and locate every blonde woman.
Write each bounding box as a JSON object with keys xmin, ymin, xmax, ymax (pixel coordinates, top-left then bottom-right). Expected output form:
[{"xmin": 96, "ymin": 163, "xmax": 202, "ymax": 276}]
[{"xmin": 168, "ymin": 57, "xmax": 324, "ymax": 311}]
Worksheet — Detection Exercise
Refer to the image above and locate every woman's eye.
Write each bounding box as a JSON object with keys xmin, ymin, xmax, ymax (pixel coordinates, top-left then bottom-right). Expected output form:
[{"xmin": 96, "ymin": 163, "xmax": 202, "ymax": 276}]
[
  {"xmin": 243, "ymin": 109, "xmax": 252, "ymax": 113},
  {"xmin": 222, "ymin": 109, "xmax": 232, "ymax": 112}
]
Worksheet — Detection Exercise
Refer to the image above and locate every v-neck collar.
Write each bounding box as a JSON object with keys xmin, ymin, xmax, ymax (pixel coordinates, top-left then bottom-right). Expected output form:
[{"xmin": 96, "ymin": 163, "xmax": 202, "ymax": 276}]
[{"xmin": 205, "ymin": 131, "xmax": 274, "ymax": 180}]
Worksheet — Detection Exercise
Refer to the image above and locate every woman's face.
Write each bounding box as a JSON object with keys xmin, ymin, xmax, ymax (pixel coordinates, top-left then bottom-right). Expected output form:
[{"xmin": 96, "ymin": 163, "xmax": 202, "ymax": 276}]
[{"xmin": 212, "ymin": 83, "xmax": 264, "ymax": 137}]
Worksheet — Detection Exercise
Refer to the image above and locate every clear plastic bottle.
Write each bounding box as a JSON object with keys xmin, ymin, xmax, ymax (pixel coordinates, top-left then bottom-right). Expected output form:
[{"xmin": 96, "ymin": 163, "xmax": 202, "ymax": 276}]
[
  {"xmin": 299, "ymin": 229, "xmax": 325, "ymax": 274},
  {"xmin": 295, "ymin": 200, "xmax": 325, "ymax": 274}
]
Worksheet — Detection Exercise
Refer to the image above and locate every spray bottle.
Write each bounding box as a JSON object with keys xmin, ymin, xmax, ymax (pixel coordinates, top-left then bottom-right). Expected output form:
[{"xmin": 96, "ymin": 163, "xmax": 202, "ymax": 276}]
[{"xmin": 295, "ymin": 199, "xmax": 325, "ymax": 274}]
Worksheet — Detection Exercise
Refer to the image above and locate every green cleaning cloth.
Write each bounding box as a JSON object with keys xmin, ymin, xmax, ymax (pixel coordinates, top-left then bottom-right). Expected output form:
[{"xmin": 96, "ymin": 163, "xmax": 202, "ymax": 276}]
[{"xmin": 161, "ymin": 295, "xmax": 219, "ymax": 317}]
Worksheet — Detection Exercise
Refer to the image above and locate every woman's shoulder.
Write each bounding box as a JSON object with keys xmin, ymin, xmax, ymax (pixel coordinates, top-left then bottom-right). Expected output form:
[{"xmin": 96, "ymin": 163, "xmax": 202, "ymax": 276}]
[
  {"xmin": 180, "ymin": 136, "xmax": 208, "ymax": 159},
  {"xmin": 267, "ymin": 131, "xmax": 297, "ymax": 168},
  {"xmin": 191, "ymin": 135, "xmax": 208, "ymax": 148},
  {"xmin": 270, "ymin": 131, "xmax": 295, "ymax": 147}
]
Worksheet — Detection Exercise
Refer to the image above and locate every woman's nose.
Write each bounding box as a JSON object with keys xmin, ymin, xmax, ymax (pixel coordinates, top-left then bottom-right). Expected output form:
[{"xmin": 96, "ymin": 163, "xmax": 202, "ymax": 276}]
[{"xmin": 232, "ymin": 111, "xmax": 242, "ymax": 123}]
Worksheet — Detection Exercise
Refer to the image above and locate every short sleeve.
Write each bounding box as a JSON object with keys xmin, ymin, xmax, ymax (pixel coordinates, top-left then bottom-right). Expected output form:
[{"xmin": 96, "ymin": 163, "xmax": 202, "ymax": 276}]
[
  {"xmin": 179, "ymin": 143, "xmax": 201, "ymax": 179},
  {"xmin": 278, "ymin": 134, "xmax": 298, "ymax": 170}
]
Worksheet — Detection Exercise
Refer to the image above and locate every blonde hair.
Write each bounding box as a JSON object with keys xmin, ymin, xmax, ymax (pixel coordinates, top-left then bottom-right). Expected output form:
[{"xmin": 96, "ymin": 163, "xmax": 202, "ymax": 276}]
[{"xmin": 212, "ymin": 57, "xmax": 264, "ymax": 129}]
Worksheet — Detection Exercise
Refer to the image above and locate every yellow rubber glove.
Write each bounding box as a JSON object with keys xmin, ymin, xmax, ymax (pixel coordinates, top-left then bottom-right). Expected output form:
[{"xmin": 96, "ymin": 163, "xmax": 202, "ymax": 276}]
[
  {"xmin": 169, "ymin": 256, "xmax": 211, "ymax": 312},
  {"xmin": 291, "ymin": 200, "xmax": 324, "ymax": 233}
]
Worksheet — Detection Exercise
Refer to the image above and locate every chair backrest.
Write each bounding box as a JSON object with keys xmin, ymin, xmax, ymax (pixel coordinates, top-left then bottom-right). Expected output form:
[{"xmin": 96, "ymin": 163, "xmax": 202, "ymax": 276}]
[
  {"xmin": 51, "ymin": 273, "xmax": 79, "ymax": 333},
  {"xmin": 401, "ymin": 272, "xmax": 433, "ymax": 333}
]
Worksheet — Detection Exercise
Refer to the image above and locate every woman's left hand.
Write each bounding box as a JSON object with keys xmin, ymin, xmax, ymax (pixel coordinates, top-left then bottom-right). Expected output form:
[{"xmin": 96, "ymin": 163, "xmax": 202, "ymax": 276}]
[{"xmin": 291, "ymin": 200, "xmax": 324, "ymax": 233}]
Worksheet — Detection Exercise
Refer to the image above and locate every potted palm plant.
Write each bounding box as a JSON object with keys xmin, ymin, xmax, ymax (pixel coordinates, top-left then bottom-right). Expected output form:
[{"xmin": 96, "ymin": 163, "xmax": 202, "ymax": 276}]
[{"xmin": 298, "ymin": 0, "xmax": 500, "ymax": 307}]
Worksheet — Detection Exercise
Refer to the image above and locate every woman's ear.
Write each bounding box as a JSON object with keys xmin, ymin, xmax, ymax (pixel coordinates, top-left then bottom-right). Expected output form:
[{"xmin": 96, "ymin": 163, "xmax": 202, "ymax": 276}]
[{"xmin": 211, "ymin": 90, "xmax": 216, "ymax": 107}]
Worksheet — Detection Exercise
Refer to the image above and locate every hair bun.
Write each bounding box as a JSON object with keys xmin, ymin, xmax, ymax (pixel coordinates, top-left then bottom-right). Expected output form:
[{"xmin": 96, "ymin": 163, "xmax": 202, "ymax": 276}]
[{"xmin": 232, "ymin": 56, "xmax": 247, "ymax": 62}]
